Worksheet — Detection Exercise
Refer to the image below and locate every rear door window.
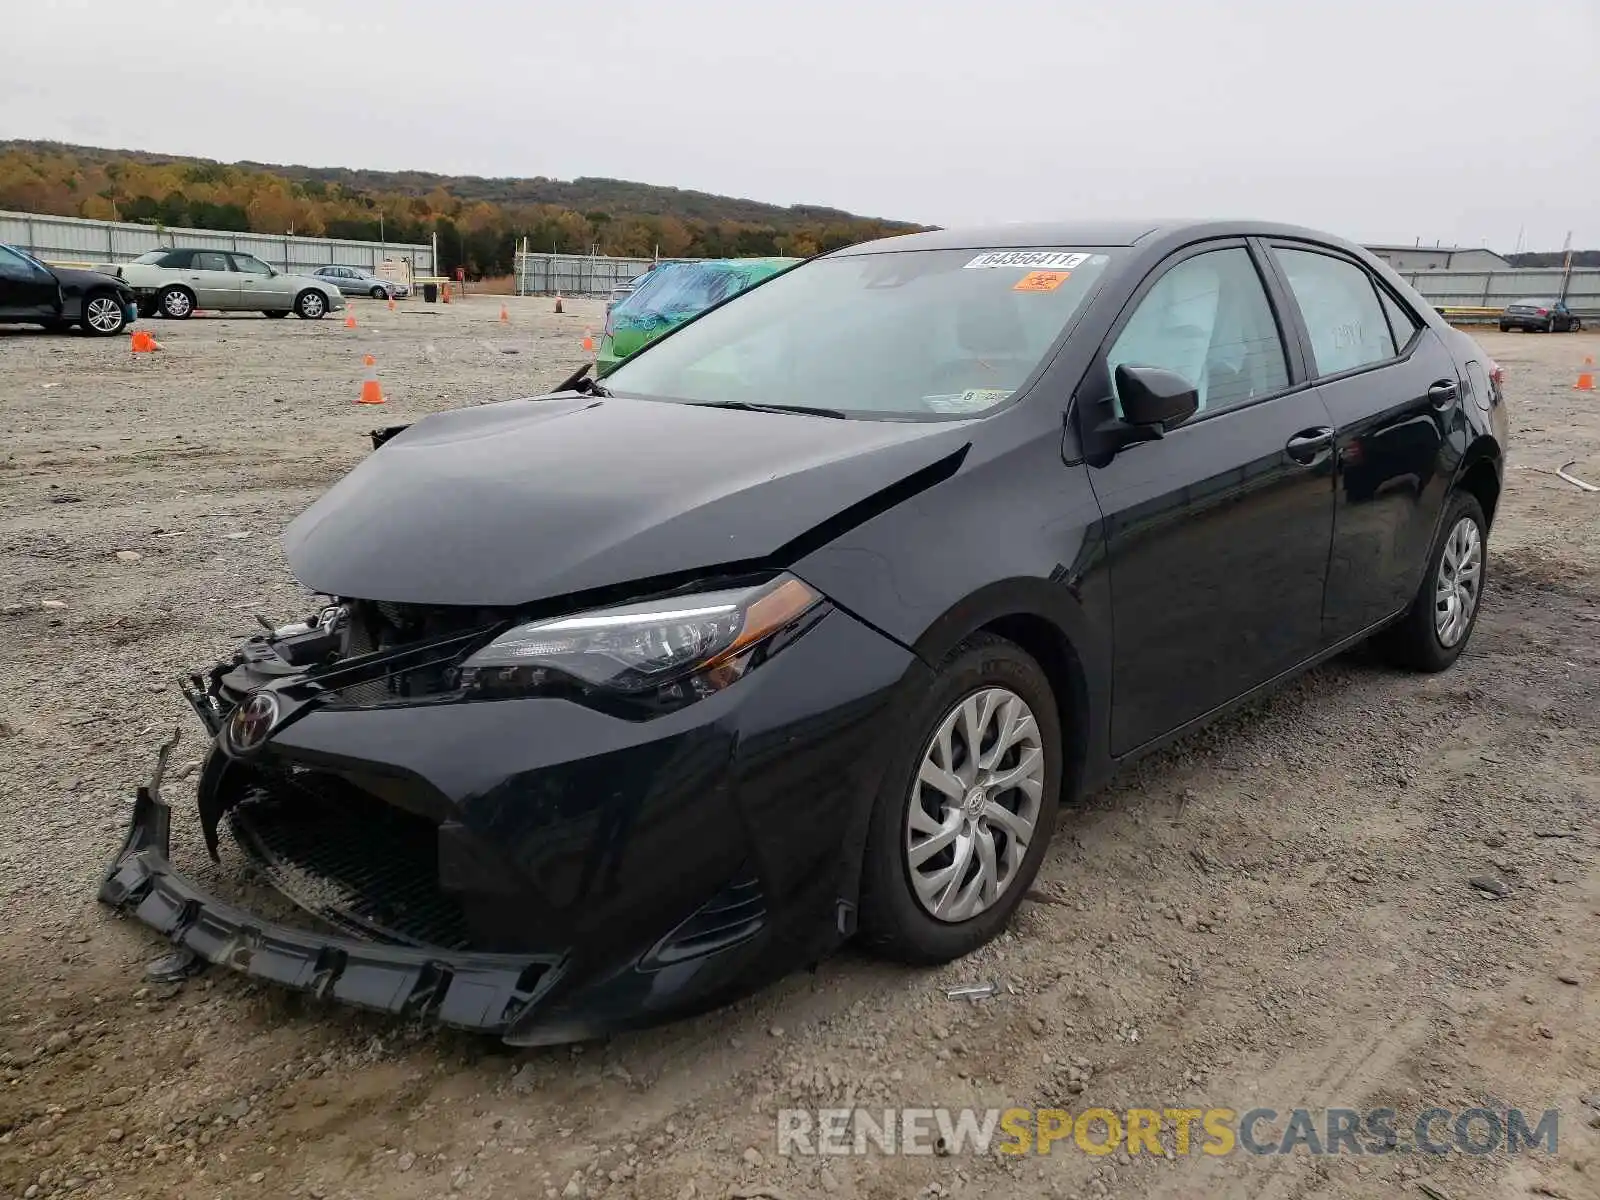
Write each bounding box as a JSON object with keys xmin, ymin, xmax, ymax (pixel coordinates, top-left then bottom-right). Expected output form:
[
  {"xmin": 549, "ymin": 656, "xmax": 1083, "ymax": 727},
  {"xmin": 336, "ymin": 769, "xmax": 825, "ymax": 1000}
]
[
  {"xmin": 1272, "ymin": 247, "xmax": 1395, "ymax": 376},
  {"xmin": 193, "ymin": 251, "xmax": 231, "ymax": 272}
]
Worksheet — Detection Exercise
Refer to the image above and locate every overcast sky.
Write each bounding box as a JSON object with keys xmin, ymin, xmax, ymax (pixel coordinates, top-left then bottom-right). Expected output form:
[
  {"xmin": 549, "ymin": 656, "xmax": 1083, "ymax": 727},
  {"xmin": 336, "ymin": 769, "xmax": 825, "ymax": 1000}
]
[{"xmin": 4, "ymin": 0, "xmax": 1596, "ymax": 250}]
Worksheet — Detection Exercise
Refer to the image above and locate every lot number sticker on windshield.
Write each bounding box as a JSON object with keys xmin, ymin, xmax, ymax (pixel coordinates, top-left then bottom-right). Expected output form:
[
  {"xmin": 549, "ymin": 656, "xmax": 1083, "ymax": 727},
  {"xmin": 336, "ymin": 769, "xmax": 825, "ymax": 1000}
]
[
  {"xmin": 1014, "ymin": 270, "xmax": 1071, "ymax": 292},
  {"xmin": 964, "ymin": 251, "xmax": 1090, "ymax": 271}
]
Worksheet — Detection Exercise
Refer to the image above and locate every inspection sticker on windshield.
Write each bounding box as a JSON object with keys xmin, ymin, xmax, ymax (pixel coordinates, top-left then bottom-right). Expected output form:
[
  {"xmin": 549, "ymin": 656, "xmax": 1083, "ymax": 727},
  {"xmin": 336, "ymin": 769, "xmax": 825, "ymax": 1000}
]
[
  {"xmin": 1014, "ymin": 270, "xmax": 1070, "ymax": 292},
  {"xmin": 924, "ymin": 388, "xmax": 1012, "ymax": 414},
  {"xmin": 964, "ymin": 251, "xmax": 1090, "ymax": 271}
]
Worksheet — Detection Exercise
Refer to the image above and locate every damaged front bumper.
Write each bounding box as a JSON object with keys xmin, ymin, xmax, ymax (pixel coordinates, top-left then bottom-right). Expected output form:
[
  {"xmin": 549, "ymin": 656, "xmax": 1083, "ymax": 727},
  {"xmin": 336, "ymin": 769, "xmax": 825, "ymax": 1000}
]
[
  {"xmin": 100, "ymin": 732, "xmax": 564, "ymax": 1035},
  {"xmin": 99, "ymin": 600, "xmax": 923, "ymax": 1045}
]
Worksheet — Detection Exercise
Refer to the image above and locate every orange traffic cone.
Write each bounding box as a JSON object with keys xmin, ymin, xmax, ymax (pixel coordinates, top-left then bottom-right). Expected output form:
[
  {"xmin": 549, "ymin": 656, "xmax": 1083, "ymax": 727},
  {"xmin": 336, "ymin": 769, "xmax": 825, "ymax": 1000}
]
[
  {"xmin": 344, "ymin": 307, "xmax": 358, "ymax": 329},
  {"xmin": 358, "ymin": 354, "xmax": 385, "ymax": 405},
  {"xmin": 387, "ymin": 297, "xmax": 396, "ymax": 312},
  {"xmin": 582, "ymin": 329, "xmax": 595, "ymax": 353},
  {"xmin": 499, "ymin": 304, "xmax": 509, "ymax": 324},
  {"xmin": 130, "ymin": 330, "xmax": 161, "ymax": 353},
  {"xmin": 1577, "ymin": 369, "xmax": 1596, "ymax": 391}
]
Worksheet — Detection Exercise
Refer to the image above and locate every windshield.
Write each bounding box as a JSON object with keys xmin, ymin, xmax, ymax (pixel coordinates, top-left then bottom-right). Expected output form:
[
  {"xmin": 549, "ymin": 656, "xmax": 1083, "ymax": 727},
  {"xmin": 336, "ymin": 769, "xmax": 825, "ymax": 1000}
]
[
  {"xmin": 603, "ymin": 248, "xmax": 1115, "ymax": 419},
  {"xmin": 132, "ymin": 250, "xmax": 170, "ymax": 264}
]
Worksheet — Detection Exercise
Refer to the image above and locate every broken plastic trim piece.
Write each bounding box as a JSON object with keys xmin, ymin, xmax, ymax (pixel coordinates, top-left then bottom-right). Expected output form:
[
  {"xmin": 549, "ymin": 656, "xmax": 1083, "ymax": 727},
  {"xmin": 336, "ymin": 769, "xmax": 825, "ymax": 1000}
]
[{"xmin": 99, "ymin": 735, "xmax": 564, "ymax": 1037}]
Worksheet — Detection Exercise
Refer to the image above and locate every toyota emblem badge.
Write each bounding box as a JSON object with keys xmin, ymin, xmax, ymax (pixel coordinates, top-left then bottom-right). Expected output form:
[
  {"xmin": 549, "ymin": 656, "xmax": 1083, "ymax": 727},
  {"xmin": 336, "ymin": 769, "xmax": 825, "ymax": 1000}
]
[{"xmin": 227, "ymin": 691, "xmax": 280, "ymax": 754}]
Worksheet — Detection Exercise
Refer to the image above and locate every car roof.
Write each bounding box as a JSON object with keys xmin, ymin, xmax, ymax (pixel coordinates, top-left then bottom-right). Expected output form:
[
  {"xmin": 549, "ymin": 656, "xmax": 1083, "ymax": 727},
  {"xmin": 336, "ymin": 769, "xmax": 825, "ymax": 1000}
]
[
  {"xmin": 1512, "ymin": 297, "xmax": 1555, "ymax": 304},
  {"xmin": 830, "ymin": 219, "xmax": 1362, "ymax": 256}
]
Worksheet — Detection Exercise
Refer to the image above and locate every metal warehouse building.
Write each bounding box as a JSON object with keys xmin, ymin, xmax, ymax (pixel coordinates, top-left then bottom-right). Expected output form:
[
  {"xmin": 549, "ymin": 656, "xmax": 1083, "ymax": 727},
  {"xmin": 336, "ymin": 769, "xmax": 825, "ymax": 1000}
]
[{"xmin": 1364, "ymin": 244, "xmax": 1511, "ymax": 272}]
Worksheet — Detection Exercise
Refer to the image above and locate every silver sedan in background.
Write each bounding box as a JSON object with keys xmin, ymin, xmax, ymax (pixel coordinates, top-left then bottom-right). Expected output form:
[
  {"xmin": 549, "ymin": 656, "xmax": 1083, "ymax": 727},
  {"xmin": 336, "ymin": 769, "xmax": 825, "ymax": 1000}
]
[{"xmin": 311, "ymin": 265, "xmax": 410, "ymax": 299}]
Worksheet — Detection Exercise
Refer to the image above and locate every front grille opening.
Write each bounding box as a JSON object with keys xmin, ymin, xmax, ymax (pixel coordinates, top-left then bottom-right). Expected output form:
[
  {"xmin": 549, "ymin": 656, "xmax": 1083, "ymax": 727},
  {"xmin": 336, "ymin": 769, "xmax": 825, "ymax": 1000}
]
[{"xmin": 227, "ymin": 775, "xmax": 473, "ymax": 950}]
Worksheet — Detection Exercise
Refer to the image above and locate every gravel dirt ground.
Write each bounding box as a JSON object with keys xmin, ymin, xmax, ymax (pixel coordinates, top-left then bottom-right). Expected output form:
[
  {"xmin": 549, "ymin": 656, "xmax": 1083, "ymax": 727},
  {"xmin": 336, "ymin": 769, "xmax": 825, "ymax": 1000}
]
[{"xmin": 2, "ymin": 298, "xmax": 1598, "ymax": 1200}]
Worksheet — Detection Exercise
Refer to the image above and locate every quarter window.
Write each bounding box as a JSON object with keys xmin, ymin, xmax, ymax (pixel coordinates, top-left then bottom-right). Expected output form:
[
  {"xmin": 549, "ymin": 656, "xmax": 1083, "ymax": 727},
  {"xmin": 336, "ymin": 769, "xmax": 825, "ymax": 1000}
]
[
  {"xmin": 1378, "ymin": 286, "xmax": 1419, "ymax": 350},
  {"xmin": 1273, "ymin": 248, "xmax": 1395, "ymax": 375},
  {"xmin": 1108, "ymin": 247, "xmax": 1288, "ymax": 416}
]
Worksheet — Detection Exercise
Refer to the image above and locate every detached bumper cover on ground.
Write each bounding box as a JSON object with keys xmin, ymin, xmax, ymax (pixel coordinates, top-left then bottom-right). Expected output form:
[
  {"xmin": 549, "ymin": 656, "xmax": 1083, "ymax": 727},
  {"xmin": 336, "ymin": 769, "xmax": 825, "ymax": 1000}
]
[{"xmin": 100, "ymin": 734, "xmax": 563, "ymax": 1035}]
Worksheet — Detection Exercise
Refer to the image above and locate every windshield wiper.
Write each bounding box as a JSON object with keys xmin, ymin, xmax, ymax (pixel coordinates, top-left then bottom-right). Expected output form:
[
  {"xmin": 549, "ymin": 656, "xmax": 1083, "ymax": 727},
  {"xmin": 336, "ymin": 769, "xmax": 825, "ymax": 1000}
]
[
  {"xmin": 690, "ymin": 400, "xmax": 849, "ymax": 419},
  {"xmin": 549, "ymin": 363, "xmax": 612, "ymax": 397}
]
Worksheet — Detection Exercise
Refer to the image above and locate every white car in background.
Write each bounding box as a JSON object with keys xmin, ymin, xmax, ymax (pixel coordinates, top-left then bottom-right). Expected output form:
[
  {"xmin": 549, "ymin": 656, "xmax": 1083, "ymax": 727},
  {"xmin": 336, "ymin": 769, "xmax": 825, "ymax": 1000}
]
[{"xmin": 106, "ymin": 248, "xmax": 347, "ymax": 320}]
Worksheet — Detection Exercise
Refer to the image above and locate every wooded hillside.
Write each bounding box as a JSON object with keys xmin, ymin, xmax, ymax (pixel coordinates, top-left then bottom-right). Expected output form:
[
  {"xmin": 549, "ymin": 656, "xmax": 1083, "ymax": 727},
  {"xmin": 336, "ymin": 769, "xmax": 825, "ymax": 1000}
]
[{"xmin": 0, "ymin": 140, "xmax": 924, "ymax": 275}]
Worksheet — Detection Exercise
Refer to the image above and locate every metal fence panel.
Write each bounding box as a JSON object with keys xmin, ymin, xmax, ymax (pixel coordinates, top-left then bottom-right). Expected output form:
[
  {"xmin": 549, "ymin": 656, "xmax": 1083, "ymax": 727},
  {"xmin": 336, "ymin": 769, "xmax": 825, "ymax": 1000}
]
[
  {"xmin": 0, "ymin": 209, "xmax": 433, "ymax": 275},
  {"xmin": 1398, "ymin": 267, "xmax": 1600, "ymax": 315},
  {"xmin": 513, "ymin": 252, "xmax": 673, "ymax": 297}
]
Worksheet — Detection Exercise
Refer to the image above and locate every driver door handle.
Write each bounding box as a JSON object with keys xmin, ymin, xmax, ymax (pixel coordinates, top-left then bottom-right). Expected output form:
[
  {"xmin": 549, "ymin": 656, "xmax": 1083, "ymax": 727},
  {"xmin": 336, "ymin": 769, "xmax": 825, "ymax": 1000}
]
[
  {"xmin": 1285, "ymin": 427, "xmax": 1335, "ymax": 465},
  {"xmin": 1428, "ymin": 380, "xmax": 1459, "ymax": 409}
]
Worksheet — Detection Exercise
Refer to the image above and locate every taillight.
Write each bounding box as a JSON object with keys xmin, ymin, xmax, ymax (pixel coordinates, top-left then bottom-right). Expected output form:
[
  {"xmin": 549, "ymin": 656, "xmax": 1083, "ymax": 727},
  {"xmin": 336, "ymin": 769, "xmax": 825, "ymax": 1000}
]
[
  {"xmin": 1488, "ymin": 360, "xmax": 1504, "ymax": 386},
  {"xmin": 1536, "ymin": 308, "xmax": 1549, "ymax": 316}
]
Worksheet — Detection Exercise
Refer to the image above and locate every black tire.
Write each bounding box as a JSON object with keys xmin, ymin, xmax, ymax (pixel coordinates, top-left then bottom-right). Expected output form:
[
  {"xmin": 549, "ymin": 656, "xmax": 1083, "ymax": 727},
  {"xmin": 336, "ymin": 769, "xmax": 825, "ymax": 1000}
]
[
  {"xmin": 137, "ymin": 300, "xmax": 158, "ymax": 319},
  {"xmin": 80, "ymin": 289, "xmax": 127, "ymax": 336},
  {"xmin": 158, "ymin": 286, "xmax": 194, "ymax": 320},
  {"xmin": 1498, "ymin": 323, "xmax": 1510, "ymax": 333},
  {"xmin": 262, "ymin": 310, "xmax": 290, "ymax": 319},
  {"xmin": 1375, "ymin": 491, "xmax": 1487, "ymax": 673},
  {"xmin": 1545, "ymin": 317, "xmax": 1556, "ymax": 333},
  {"xmin": 369, "ymin": 285, "xmax": 387, "ymax": 299},
  {"xmin": 294, "ymin": 290, "xmax": 328, "ymax": 320},
  {"xmin": 857, "ymin": 633, "xmax": 1062, "ymax": 964},
  {"xmin": 1571, "ymin": 319, "xmax": 1583, "ymax": 332}
]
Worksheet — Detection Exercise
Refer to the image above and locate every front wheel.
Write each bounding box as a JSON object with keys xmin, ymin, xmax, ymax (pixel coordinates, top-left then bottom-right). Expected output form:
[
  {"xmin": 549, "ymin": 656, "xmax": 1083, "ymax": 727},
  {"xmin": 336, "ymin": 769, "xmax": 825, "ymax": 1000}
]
[
  {"xmin": 82, "ymin": 291, "xmax": 128, "ymax": 336},
  {"xmin": 262, "ymin": 310, "xmax": 290, "ymax": 319},
  {"xmin": 857, "ymin": 633, "xmax": 1061, "ymax": 964},
  {"xmin": 1571, "ymin": 319, "xmax": 1583, "ymax": 332},
  {"xmin": 369, "ymin": 286, "xmax": 387, "ymax": 299},
  {"xmin": 1498, "ymin": 323, "xmax": 1510, "ymax": 333},
  {"xmin": 158, "ymin": 286, "xmax": 194, "ymax": 319},
  {"xmin": 1375, "ymin": 491, "xmax": 1487, "ymax": 672},
  {"xmin": 294, "ymin": 290, "xmax": 327, "ymax": 319}
]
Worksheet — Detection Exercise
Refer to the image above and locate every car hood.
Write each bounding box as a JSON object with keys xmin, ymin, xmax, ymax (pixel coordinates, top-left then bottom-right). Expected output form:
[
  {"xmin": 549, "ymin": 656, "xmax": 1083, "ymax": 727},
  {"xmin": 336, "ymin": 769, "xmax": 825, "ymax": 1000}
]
[
  {"xmin": 53, "ymin": 265, "xmax": 129, "ymax": 292},
  {"xmin": 283, "ymin": 395, "xmax": 969, "ymax": 606}
]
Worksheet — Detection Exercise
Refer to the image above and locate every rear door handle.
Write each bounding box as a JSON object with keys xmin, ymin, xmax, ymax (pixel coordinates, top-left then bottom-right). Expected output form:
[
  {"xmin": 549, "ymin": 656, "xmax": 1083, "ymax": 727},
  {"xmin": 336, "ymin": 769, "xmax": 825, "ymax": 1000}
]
[
  {"xmin": 1428, "ymin": 380, "xmax": 1458, "ymax": 409},
  {"xmin": 1285, "ymin": 427, "xmax": 1335, "ymax": 465}
]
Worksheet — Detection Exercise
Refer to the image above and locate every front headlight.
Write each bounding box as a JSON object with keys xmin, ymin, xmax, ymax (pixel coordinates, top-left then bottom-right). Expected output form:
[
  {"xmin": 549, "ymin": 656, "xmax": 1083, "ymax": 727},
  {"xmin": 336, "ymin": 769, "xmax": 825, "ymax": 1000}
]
[{"xmin": 458, "ymin": 574, "xmax": 823, "ymax": 707}]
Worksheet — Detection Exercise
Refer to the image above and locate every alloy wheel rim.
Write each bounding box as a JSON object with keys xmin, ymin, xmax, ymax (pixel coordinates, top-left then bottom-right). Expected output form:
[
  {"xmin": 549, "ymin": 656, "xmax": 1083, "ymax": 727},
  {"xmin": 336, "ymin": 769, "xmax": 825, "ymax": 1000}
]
[
  {"xmin": 905, "ymin": 687, "xmax": 1045, "ymax": 923},
  {"xmin": 1434, "ymin": 516, "xmax": 1482, "ymax": 648},
  {"xmin": 87, "ymin": 297, "xmax": 122, "ymax": 331},
  {"xmin": 303, "ymin": 294, "xmax": 324, "ymax": 317},
  {"xmin": 165, "ymin": 292, "xmax": 190, "ymax": 316}
]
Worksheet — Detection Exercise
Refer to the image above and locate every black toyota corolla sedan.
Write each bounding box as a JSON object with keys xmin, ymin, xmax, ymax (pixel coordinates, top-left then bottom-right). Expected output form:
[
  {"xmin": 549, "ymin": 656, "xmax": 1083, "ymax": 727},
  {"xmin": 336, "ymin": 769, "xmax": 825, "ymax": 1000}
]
[{"xmin": 103, "ymin": 220, "xmax": 1508, "ymax": 1044}]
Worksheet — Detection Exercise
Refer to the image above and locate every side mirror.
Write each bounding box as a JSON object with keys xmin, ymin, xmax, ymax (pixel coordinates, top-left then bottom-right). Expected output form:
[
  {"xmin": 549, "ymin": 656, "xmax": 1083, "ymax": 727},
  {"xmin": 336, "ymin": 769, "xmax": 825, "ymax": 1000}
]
[{"xmin": 1116, "ymin": 364, "xmax": 1199, "ymax": 430}]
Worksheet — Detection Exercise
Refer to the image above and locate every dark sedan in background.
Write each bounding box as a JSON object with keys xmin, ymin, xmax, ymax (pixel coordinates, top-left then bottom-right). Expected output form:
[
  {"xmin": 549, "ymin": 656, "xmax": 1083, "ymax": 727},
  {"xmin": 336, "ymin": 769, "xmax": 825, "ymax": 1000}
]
[
  {"xmin": 0, "ymin": 243, "xmax": 136, "ymax": 335},
  {"xmin": 103, "ymin": 219, "xmax": 1507, "ymax": 1045},
  {"xmin": 1499, "ymin": 297, "xmax": 1583, "ymax": 332}
]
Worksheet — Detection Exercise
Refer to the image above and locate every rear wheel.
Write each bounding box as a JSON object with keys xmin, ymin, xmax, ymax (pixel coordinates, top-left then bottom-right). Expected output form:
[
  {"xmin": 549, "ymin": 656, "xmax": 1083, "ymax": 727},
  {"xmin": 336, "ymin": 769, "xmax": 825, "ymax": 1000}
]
[
  {"xmin": 1498, "ymin": 323, "xmax": 1510, "ymax": 333},
  {"xmin": 262, "ymin": 310, "xmax": 290, "ymax": 319},
  {"xmin": 858, "ymin": 633, "xmax": 1061, "ymax": 964},
  {"xmin": 294, "ymin": 290, "xmax": 327, "ymax": 320},
  {"xmin": 158, "ymin": 286, "xmax": 194, "ymax": 319},
  {"xmin": 1546, "ymin": 317, "xmax": 1556, "ymax": 333},
  {"xmin": 1375, "ymin": 491, "xmax": 1486, "ymax": 673},
  {"xmin": 369, "ymin": 285, "xmax": 387, "ymax": 299},
  {"xmin": 82, "ymin": 290, "xmax": 127, "ymax": 336}
]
